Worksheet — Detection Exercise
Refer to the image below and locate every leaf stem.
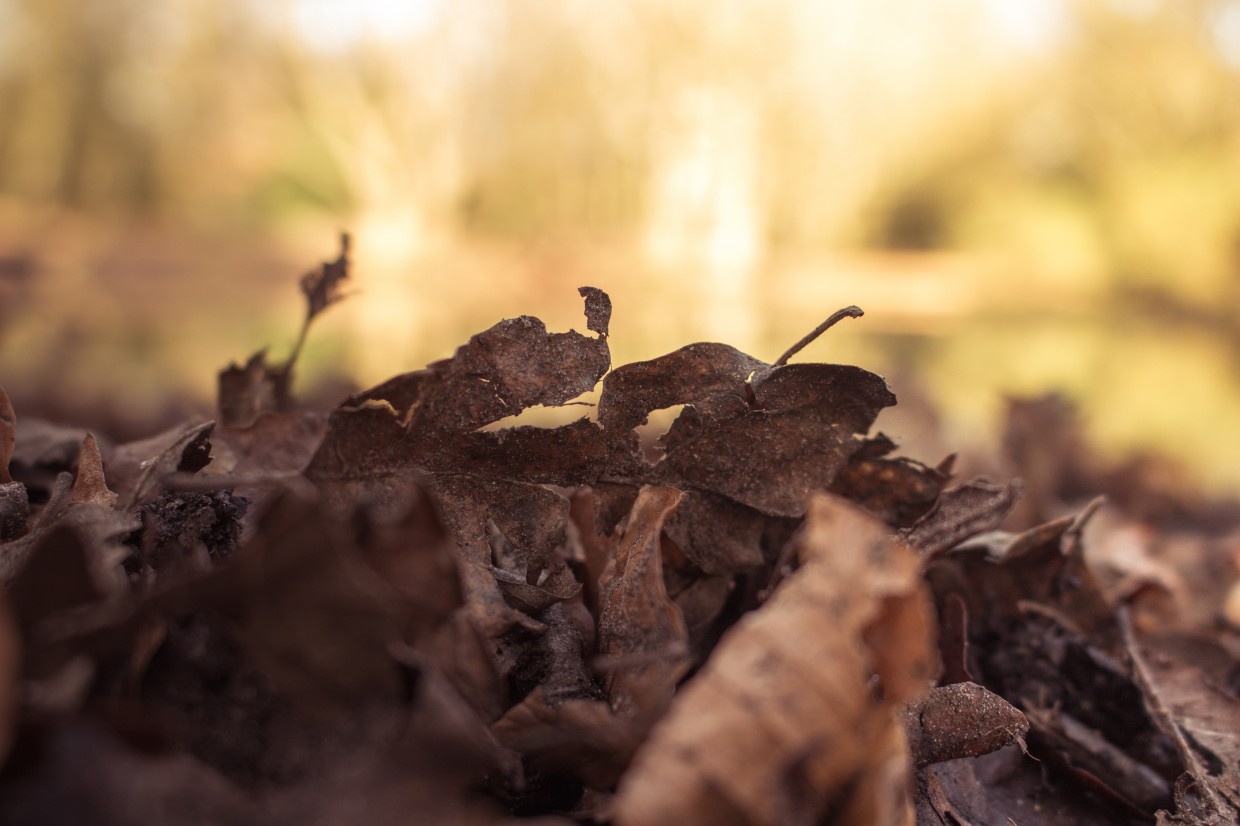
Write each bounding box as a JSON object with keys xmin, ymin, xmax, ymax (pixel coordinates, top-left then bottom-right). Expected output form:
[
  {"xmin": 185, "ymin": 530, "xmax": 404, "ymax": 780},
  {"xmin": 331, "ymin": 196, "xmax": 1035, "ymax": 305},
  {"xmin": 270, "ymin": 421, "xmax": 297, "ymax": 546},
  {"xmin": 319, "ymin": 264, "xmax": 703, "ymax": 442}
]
[{"xmin": 774, "ymin": 305, "xmax": 864, "ymax": 366}]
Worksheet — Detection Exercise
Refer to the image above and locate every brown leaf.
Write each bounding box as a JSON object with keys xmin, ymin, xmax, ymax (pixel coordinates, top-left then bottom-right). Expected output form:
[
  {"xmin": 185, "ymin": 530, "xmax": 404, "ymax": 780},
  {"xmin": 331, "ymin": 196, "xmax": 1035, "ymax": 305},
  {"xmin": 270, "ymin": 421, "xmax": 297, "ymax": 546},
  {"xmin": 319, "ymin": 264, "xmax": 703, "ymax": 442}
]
[
  {"xmin": 578, "ymin": 285, "xmax": 611, "ymax": 336},
  {"xmin": 492, "ymin": 687, "xmax": 642, "ymax": 790},
  {"xmin": 6, "ymin": 418, "xmax": 101, "ymax": 499},
  {"xmin": 0, "ymin": 382, "xmax": 13, "ymax": 484},
  {"xmin": 1122, "ymin": 611, "xmax": 1240, "ymax": 823},
  {"xmin": 299, "ymin": 232, "xmax": 351, "ymax": 324},
  {"xmin": 597, "ymin": 343, "xmax": 766, "ymax": 432},
  {"xmin": 903, "ymin": 478, "xmax": 1023, "ymax": 559},
  {"xmin": 217, "ymin": 350, "xmax": 275, "ymax": 428},
  {"xmin": 661, "ymin": 490, "xmax": 765, "ymax": 574},
  {"xmin": 902, "ymin": 681, "xmax": 1028, "ymax": 767},
  {"xmin": 70, "ymin": 434, "xmax": 118, "ymax": 509},
  {"xmin": 613, "ymin": 495, "xmax": 936, "ymax": 826},
  {"xmin": 407, "ymin": 295, "xmax": 610, "ymax": 436},
  {"xmin": 109, "ymin": 421, "xmax": 216, "ymax": 509},
  {"xmin": 597, "ymin": 485, "xmax": 689, "ymax": 716}
]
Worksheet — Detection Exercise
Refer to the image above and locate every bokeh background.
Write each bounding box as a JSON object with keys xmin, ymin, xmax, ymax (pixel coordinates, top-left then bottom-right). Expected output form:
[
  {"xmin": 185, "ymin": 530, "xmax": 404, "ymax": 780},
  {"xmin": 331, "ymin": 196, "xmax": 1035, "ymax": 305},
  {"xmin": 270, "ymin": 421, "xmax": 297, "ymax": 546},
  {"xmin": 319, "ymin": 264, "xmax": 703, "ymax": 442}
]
[{"xmin": 2, "ymin": 0, "xmax": 1240, "ymax": 490}]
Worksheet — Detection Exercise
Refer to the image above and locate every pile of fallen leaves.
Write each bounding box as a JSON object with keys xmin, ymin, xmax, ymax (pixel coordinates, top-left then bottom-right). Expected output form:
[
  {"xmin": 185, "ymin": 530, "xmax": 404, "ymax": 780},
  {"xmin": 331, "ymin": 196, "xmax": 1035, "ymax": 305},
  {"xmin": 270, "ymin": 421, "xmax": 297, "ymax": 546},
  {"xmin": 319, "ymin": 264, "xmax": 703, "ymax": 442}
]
[{"xmin": 0, "ymin": 237, "xmax": 1237, "ymax": 825}]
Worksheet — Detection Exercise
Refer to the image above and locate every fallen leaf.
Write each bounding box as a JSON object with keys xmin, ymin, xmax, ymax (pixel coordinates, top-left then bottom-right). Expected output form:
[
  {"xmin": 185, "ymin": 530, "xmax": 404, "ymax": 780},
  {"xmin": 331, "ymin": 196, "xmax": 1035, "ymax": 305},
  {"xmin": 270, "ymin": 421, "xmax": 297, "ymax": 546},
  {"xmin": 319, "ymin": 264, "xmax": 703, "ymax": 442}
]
[
  {"xmin": 70, "ymin": 434, "xmax": 118, "ymax": 509},
  {"xmin": 596, "ymin": 485, "xmax": 689, "ymax": 716},
  {"xmin": 613, "ymin": 494, "xmax": 936, "ymax": 826}
]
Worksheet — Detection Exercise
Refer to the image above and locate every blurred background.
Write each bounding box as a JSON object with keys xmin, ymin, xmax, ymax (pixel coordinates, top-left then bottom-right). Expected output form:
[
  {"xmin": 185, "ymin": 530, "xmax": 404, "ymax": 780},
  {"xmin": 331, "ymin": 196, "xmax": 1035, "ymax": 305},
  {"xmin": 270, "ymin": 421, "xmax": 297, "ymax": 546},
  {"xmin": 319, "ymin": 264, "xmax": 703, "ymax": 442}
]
[{"xmin": 2, "ymin": 0, "xmax": 1240, "ymax": 491}]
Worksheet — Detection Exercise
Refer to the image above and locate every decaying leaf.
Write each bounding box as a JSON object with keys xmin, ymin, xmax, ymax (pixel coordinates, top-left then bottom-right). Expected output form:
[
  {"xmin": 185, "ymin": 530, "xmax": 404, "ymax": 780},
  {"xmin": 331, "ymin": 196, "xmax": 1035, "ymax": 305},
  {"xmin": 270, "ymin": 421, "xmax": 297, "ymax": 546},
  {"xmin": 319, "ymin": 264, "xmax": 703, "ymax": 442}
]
[
  {"xmin": 1120, "ymin": 610, "xmax": 1240, "ymax": 824},
  {"xmin": 614, "ymin": 495, "xmax": 936, "ymax": 826},
  {"xmin": 597, "ymin": 485, "xmax": 689, "ymax": 715},
  {"xmin": 902, "ymin": 681, "xmax": 1028, "ymax": 767},
  {"xmin": 109, "ymin": 420, "xmax": 215, "ymax": 509}
]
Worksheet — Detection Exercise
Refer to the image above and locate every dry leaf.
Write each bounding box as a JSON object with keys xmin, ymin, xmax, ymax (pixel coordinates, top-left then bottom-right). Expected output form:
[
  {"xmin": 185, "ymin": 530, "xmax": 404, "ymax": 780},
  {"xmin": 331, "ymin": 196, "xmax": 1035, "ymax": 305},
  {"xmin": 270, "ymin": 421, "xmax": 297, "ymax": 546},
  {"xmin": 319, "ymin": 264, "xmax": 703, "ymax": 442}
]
[
  {"xmin": 613, "ymin": 494, "xmax": 936, "ymax": 826},
  {"xmin": 69, "ymin": 434, "xmax": 118, "ymax": 509},
  {"xmin": 596, "ymin": 485, "xmax": 689, "ymax": 716}
]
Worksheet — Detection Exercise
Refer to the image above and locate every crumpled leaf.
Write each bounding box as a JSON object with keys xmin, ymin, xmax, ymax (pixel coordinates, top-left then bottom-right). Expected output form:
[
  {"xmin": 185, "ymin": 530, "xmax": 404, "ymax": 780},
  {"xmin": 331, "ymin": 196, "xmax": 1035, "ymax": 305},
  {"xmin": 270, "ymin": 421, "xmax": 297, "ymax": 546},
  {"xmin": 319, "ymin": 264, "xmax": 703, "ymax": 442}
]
[
  {"xmin": 903, "ymin": 477, "xmax": 1023, "ymax": 558},
  {"xmin": 597, "ymin": 343, "xmax": 767, "ymax": 432},
  {"xmin": 108, "ymin": 421, "xmax": 215, "ymax": 509},
  {"xmin": 598, "ymin": 336, "xmax": 897, "ymax": 518},
  {"xmin": 0, "ymin": 382, "xmax": 14, "ymax": 484},
  {"xmin": 1121, "ymin": 611, "xmax": 1240, "ymax": 824},
  {"xmin": 926, "ymin": 505, "xmax": 1186, "ymax": 817},
  {"xmin": 299, "ymin": 232, "xmax": 351, "ymax": 324},
  {"xmin": 827, "ymin": 437, "xmax": 950, "ymax": 528},
  {"xmin": 409, "ymin": 299, "xmax": 610, "ymax": 437},
  {"xmin": 305, "ymin": 289, "xmax": 615, "ymax": 515},
  {"xmin": 597, "ymin": 485, "xmax": 689, "ymax": 716},
  {"xmin": 613, "ymin": 495, "xmax": 936, "ymax": 826},
  {"xmin": 5, "ymin": 418, "xmax": 100, "ymax": 499},
  {"xmin": 492, "ymin": 486, "xmax": 690, "ymax": 793}
]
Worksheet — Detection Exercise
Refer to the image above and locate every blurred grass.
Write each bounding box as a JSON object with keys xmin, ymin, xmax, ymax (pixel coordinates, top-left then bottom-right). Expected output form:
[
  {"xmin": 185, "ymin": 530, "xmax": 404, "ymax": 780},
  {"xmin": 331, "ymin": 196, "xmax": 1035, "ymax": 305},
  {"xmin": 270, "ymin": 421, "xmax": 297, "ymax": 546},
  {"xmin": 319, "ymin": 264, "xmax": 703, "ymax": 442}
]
[{"xmin": 2, "ymin": 0, "xmax": 1240, "ymax": 490}]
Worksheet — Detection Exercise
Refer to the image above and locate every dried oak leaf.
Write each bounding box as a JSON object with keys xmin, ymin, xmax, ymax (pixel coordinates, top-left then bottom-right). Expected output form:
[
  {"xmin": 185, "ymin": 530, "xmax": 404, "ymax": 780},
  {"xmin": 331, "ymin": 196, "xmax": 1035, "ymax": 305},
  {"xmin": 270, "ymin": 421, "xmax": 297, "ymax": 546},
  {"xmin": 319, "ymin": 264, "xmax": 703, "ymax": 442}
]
[
  {"xmin": 305, "ymin": 288, "xmax": 616, "ymax": 513},
  {"xmin": 613, "ymin": 494, "xmax": 937, "ymax": 826},
  {"xmin": 218, "ymin": 349, "xmax": 277, "ymax": 428},
  {"xmin": 827, "ymin": 447, "xmax": 949, "ymax": 529},
  {"xmin": 597, "ymin": 334, "xmax": 898, "ymax": 519},
  {"xmin": 407, "ymin": 296, "xmax": 610, "ymax": 437}
]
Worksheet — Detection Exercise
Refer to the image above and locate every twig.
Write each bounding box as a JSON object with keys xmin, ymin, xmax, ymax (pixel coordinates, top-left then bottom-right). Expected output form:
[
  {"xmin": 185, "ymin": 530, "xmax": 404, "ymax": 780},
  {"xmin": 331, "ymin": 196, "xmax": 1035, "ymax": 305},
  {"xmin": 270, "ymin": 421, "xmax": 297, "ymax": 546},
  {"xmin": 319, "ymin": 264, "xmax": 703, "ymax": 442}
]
[{"xmin": 774, "ymin": 305, "xmax": 864, "ymax": 366}]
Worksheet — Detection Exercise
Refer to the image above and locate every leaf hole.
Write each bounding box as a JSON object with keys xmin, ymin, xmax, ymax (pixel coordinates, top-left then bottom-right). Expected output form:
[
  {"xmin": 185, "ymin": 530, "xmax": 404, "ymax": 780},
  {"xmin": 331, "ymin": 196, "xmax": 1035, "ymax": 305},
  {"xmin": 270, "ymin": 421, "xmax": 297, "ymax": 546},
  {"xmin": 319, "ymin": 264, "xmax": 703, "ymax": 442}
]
[{"xmin": 635, "ymin": 404, "xmax": 688, "ymax": 464}]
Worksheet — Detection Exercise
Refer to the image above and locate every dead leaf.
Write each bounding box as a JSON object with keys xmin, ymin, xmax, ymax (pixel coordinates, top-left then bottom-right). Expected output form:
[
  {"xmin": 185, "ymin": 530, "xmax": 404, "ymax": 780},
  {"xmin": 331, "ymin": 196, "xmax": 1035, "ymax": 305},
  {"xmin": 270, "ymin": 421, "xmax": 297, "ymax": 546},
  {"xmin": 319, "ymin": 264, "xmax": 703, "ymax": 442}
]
[
  {"xmin": 109, "ymin": 421, "xmax": 216, "ymax": 509},
  {"xmin": 613, "ymin": 494, "xmax": 936, "ymax": 826},
  {"xmin": 70, "ymin": 434, "xmax": 118, "ymax": 509},
  {"xmin": 596, "ymin": 485, "xmax": 689, "ymax": 716},
  {"xmin": 902, "ymin": 681, "xmax": 1028, "ymax": 767},
  {"xmin": 903, "ymin": 478, "xmax": 1023, "ymax": 559},
  {"xmin": 1121, "ymin": 610, "xmax": 1240, "ymax": 823}
]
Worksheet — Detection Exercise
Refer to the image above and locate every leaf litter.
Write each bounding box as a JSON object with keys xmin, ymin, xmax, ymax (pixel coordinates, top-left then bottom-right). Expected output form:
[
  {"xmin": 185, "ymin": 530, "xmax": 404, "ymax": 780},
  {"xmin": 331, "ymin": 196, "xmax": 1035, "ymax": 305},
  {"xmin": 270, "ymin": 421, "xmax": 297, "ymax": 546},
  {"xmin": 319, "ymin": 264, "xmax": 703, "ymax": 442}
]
[{"xmin": 0, "ymin": 241, "xmax": 1237, "ymax": 825}]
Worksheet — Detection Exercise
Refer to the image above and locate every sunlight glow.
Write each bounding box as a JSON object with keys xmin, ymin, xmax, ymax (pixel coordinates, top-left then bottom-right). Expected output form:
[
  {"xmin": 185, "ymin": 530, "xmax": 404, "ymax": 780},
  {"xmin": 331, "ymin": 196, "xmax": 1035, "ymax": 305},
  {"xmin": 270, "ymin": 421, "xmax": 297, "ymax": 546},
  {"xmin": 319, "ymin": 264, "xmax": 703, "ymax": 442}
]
[{"xmin": 288, "ymin": 0, "xmax": 441, "ymax": 51}]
